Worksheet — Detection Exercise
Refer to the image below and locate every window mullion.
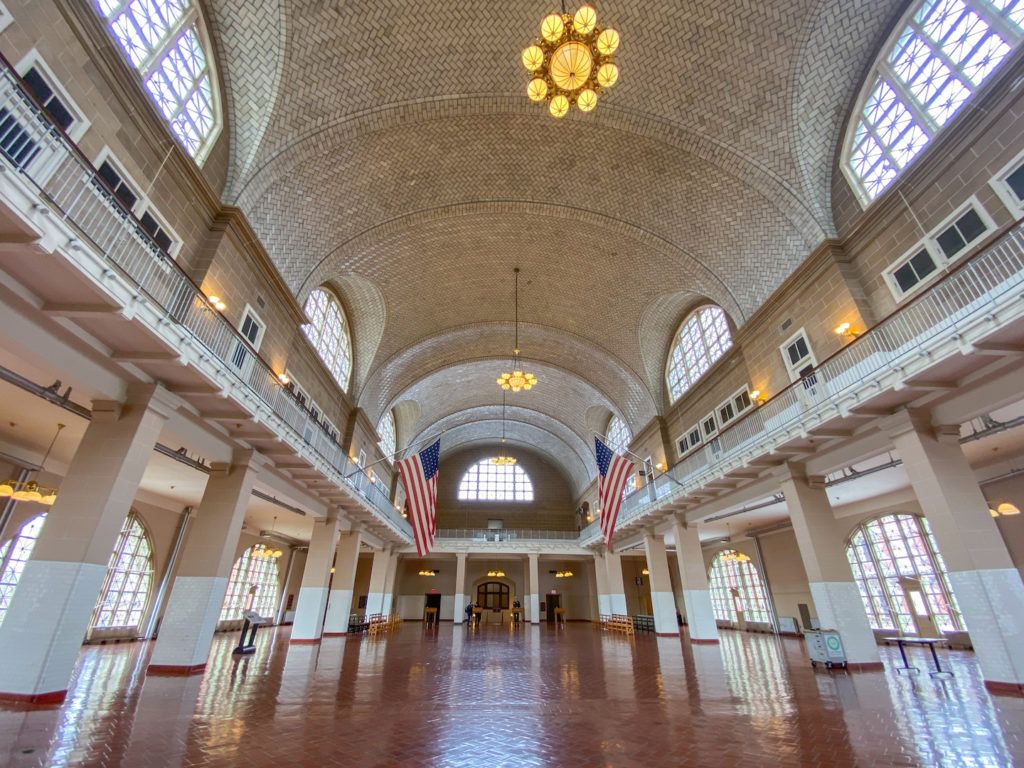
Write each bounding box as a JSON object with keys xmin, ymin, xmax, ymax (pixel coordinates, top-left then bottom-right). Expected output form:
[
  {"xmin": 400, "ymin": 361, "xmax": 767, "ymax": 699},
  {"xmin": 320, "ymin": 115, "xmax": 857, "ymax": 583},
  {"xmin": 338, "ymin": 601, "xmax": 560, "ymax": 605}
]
[
  {"xmin": 974, "ymin": 0, "xmax": 1022, "ymax": 44},
  {"xmin": 137, "ymin": 6, "xmax": 197, "ymax": 77},
  {"xmin": 878, "ymin": 60, "xmax": 941, "ymax": 136}
]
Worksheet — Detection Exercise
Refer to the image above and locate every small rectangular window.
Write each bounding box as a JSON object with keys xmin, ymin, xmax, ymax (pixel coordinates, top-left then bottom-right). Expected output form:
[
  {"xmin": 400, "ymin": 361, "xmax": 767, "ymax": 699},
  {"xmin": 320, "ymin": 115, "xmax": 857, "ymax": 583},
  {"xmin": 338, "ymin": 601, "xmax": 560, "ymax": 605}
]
[
  {"xmin": 702, "ymin": 414, "xmax": 717, "ymax": 437},
  {"xmin": 231, "ymin": 306, "xmax": 265, "ymax": 372},
  {"xmin": 718, "ymin": 401, "xmax": 735, "ymax": 425},
  {"xmin": 990, "ymin": 151, "xmax": 1024, "ymax": 218},
  {"xmin": 734, "ymin": 390, "xmax": 752, "ymax": 414},
  {"xmin": 0, "ymin": 3, "xmax": 14, "ymax": 33},
  {"xmin": 781, "ymin": 329, "xmax": 817, "ymax": 383},
  {"xmin": 892, "ymin": 248, "xmax": 938, "ymax": 294},
  {"xmin": 1006, "ymin": 165, "xmax": 1024, "ymax": 202},
  {"xmin": 21, "ymin": 66, "xmax": 73, "ymax": 132},
  {"xmin": 935, "ymin": 208, "xmax": 986, "ymax": 259},
  {"xmin": 139, "ymin": 211, "xmax": 174, "ymax": 254},
  {"xmin": 96, "ymin": 159, "xmax": 139, "ymax": 211}
]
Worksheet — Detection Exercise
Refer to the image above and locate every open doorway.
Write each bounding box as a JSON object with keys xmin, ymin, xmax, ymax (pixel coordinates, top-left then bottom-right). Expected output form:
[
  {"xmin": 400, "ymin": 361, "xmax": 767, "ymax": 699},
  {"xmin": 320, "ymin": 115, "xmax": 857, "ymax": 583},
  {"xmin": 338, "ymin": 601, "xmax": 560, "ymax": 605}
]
[
  {"xmin": 423, "ymin": 593, "xmax": 441, "ymax": 623},
  {"xmin": 546, "ymin": 593, "xmax": 561, "ymax": 623}
]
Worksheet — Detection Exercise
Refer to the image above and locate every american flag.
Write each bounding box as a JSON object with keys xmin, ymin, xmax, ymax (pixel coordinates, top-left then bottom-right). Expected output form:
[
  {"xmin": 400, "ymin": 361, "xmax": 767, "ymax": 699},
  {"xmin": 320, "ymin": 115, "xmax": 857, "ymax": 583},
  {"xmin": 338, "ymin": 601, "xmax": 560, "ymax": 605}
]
[
  {"xmin": 596, "ymin": 437, "xmax": 636, "ymax": 550},
  {"xmin": 397, "ymin": 439, "xmax": 440, "ymax": 557}
]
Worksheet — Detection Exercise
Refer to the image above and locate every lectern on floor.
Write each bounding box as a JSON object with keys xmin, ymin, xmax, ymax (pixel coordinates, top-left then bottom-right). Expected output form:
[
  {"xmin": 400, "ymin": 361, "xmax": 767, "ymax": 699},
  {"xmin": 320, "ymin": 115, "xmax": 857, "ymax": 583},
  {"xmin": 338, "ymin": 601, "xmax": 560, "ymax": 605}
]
[{"xmin": 233, "ymin": 610, "xmax": 271, "ymax": 655}]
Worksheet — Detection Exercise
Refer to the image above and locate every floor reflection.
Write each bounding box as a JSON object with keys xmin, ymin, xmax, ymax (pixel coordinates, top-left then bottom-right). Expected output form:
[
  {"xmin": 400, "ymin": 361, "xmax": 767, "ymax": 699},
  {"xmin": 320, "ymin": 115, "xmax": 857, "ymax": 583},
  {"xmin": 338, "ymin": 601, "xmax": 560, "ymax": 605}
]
[{"xmin": 0, "ymin": 625, "xmax": 1021, "ymax": 767}]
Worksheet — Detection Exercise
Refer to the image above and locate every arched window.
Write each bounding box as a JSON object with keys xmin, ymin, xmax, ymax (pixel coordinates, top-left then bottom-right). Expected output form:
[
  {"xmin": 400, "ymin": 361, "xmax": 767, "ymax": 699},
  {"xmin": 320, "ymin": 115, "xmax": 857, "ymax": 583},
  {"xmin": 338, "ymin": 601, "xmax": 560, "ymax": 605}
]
[
  {"xmin": 605, "ymin": 416, "xmax": 631, "ymax": 455},
  {"xmin": 96, "ymin": 1, "xmax": 223, "ymax": 163},
  {"xmin": 219, "ymin": 546, "xmax": 281, "ymax": 622},
  {"xmin": 843, "ymin": 0, "xmax": 1023, "ymax": 204},
  {"xmin": 90, "ymin": 513, "xmax": 154, "ymax": 631},
  {"xmin": 378, "ymin": 411, "xmax": 397, "ymax": 463},
  {"xmin": 476, "ymin": 581, "xmax": 510, "ymax": 610},
  {"xmin": 457, "ymin": 460, "xmax": 534, "ymax": 502},
  {"xmin": 708, "ymin": 549, "xmax": 771, "ymax": 624},
  {"xmin": 845, "ymin": 513, "xmax": 963, "ymax": 633},
  {"xmin": 0, "ymin": 514, "xmax": 46, "ymax": 628},
  {"xmin": 666, "ymin": 305, "xmax": 733, "ymax": 402},
  {"xmin": 302, "ymin": 288, "xmax": 353, "ymax": 392}
]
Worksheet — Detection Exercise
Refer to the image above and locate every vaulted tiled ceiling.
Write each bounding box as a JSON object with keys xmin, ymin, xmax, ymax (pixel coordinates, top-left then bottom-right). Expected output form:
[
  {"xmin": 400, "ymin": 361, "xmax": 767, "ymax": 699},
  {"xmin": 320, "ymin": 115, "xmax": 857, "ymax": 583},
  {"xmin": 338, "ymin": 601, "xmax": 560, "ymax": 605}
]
[{"xmin": 206, "ymin": 0, "xmax": 904, "ymax": 486}]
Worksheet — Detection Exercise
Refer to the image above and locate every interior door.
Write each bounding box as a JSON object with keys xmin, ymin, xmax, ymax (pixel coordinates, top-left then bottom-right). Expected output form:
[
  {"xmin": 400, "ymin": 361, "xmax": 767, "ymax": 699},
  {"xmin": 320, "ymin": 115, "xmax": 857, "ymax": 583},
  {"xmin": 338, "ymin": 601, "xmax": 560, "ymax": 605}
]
[{"xmin": 546, "ymin": 594, "xmax": 560, "ymax": 622}]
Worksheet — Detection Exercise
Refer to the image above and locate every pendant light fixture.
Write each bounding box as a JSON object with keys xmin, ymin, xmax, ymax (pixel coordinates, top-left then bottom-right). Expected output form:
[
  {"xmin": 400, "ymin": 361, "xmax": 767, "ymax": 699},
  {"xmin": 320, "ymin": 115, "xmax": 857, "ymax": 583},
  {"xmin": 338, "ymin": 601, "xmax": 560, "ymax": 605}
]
[
  {"xmin": 0, "ymin": 423, "xmax": 64, "ymax": 505},
  {"xmin": 253, "ymin": 515, "xmax": 284, "ymax": 559},
  {"xmin": 497, "ymin": 267, "xmax": 538, "ymax": 393},
  {"xmin": 492, "ymin": 391, "xmax": 517, "ymax": 466}
]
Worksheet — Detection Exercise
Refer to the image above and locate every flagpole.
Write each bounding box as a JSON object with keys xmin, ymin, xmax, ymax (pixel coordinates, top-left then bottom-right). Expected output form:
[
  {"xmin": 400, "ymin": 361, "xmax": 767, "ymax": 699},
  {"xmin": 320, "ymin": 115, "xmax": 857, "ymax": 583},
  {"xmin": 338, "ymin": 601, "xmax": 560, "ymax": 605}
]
[
  {"xmin": 341, "ymin": 427, "xmax": 450, "ymax": 481},
  {"xmin": 591, "ymin": 431, "xmax": 688, "ymax": 490}
]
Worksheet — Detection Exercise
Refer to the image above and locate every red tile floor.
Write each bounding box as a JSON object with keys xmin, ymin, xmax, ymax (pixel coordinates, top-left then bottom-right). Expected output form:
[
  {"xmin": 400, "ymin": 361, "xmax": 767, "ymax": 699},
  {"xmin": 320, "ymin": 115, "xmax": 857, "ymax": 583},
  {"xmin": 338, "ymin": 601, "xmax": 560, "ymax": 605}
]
[{"xmin": 1, "ymin": 623, "xmax": 1022, "ymax": 767}]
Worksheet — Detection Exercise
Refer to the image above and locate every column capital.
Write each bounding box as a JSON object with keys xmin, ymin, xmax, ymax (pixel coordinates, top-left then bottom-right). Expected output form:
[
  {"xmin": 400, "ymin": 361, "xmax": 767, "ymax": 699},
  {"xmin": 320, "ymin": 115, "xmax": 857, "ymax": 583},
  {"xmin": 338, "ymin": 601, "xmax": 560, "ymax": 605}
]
[
  {"xmin": 455, "ymin": 551, "xmax": 467, "ymax": 562},
  {"xmin": 773, "ymin": 462, "xmax": 826, "ymax": 488},
  {"xmin": 126, "ymin": 383, "xmax": 182, "ymax": 420},
  {"xmin": 883, "ymin": 408, "xmax": 962, "ymax": 444}
]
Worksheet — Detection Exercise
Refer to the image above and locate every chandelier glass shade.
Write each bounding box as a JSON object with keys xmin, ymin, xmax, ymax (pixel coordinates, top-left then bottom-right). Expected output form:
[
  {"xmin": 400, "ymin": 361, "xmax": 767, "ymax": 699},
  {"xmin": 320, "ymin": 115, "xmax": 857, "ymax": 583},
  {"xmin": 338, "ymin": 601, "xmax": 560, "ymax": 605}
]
[
  {"xmin": 253, "ymin": 542, "xmax": 283, "ymax": 559},
  {"xmin": 521, "ymin": 3, "xmax": 620, "ymax": 118},
  {"xmin": 487, "ymin": 569, "xmax": 506, "ymax": 578},
  {"xmin": 1, "ymin": 423, "xmax": 64, "ymax": 506},
  {"xmin": 721, "ymin": 550, "xmax": 752, "ymax": 564},
  {"xmin": 498, "ymin": 268, "xmax": 537, "ymax": 393},
  {"xmin": 555, "ymin": 570, "xmax": 574, "ymax": 578}
]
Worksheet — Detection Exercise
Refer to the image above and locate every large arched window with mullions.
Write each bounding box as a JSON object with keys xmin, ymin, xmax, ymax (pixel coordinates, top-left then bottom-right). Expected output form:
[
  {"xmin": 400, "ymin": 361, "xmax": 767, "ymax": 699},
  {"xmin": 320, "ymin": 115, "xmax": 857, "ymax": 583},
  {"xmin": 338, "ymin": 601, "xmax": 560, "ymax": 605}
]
[
  {"xmin": 90, "ymin": 513, "xmax": 154, "ymax": 632},
  {"xmin": 96, "ymin": 0, "xmax": 223, "ymax": 163},
  {"xmin": 843, "ymin": 0, "xmax": 1023, "ymax": 205},
  {"xmin": 666, "ymin": 305, "xmax": 733, "ymax": 402},
  {"xmin": 378, "ymin": 410, "xmax": 397, "ymax": 463},
  {"xmin": 845, "ymin": 513, "xmax": 963, "ymax": 634},
  {"xmin": 708, "ymin": 549, "xmax": 772, "ymax": 624},
  {"xmin": 605, "ymin": 416, "xmax": 631, "ymax": 455},
  {"xmin": 302, "ymin": 288, "xmax": 353, "ymax": 392},
  {"xmin": 219, "ymin": 546, "xmax": 281, "ymax": 622},
  {"xmin": 0, "ymin": 514, "xmax": 46, "ymax": 628},
  {"xmin": 458, "ymin": 460, "xmax": 534, "ymax": 502}
]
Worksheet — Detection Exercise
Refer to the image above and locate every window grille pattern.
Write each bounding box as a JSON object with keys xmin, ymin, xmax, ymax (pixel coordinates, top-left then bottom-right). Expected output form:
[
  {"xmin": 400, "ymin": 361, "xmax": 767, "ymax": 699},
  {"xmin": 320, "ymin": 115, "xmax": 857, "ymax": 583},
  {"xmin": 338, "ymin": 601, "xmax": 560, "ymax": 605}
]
[
  {"xmin": 219, "ymin": 546, "xmax": 280, "ymax": 622},
  {"xmin": 846, "ymin": 0, "xmax": 1023, "ymax": 203},
  {"xmin": 666, "ymin": 306, "xmax": 733, "ymax": 402},
  {"xmin": 0, "ymin": 514, "xmax": 46, "ymax": 628},
  {"xmin": 708, "ymin": 549, "xmax": 771, "ymax": 624},
  {"xmin": 605, "ymin": 416, "xmax": 631, "ymax": 455},
  {"xmin": 379, "ymin": 411, "xmax": 397, "ymax": 463},
  {"xmin": 845, "ymin": 513, "xmax": 963, "ymax": 633},
  {"xmin": 91, "ymin": 513, "xmax": 154, "ymax": 631},
  {"xmin": 457, "ymin": 460, "xmax": 534, "ymax": 502},
  {"xmin": 96, "ymin": 0, "xmax": 221, "ymax": 161},
  {"xmin": 302, "ymin": 288, "xmax": 353, "ymax": 391}
]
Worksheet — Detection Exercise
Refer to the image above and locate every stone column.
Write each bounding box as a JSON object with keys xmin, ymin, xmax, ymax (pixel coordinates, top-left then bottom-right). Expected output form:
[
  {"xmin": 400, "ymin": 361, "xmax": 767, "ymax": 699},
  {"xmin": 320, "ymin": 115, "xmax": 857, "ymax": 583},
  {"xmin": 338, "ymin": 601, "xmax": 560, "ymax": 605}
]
[
  {"xmin": 604, "ymin": 551, "xmax": 628, "ymax": 615},
  {"xmin": 323, "ymin": 530, "xmax": 362, "ymax": 635},
  {"xmin": 0, "ymin": 387, "xmax": 174, "ymax": 703},
  {"xmin": 889, "ymin": 411, "xmax": 1024, "ymax": 692},
  {"xmin": 527, "ymin": 553, "xmax": 540, "ymax": 624},
  {"xmin": 778, "ymin": 464, "xmax": 881, "ymax": 668},
  {"xmin": 594, "ymin": 553, "xmax": 611, "ymax": 617},
  {"xmin": 290, "ymin": 511, "xmax": 342, "ymax": 643},
  {"xmin": 381, "ymin": 549, "xmax": 400, "ymax": 615},
  {"xmin": 643, "ymin": 531, "xmax": 679, "ymax": 636},
  {"xmin": 148, "ymin": 451, "xmax": 260, "ymax": 674},
  {"xmin": 670, "ymin": 517, "xmax": 719, "ymax": 644},
  {"xmin": 454, "ymin": 553, "xmax": 468, "ymax": 624},
  {"xmin": 366, "ymin": 547, "xmax": 391, "ymax": 616}
]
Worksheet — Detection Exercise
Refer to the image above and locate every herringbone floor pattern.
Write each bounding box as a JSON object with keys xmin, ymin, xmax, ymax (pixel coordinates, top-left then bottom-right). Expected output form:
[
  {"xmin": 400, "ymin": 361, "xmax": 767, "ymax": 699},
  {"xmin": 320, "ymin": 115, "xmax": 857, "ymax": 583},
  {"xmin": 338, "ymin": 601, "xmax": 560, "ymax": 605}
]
[{"xmin": 1, "ymin": 624, "xmax": 1022, "ymax": 767}]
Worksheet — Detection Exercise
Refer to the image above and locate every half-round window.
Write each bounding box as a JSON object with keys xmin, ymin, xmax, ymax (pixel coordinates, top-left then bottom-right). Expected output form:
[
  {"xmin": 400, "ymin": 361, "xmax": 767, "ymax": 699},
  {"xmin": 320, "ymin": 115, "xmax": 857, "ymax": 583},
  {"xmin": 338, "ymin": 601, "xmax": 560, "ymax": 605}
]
[
  {"xmin": 91, "ymin": 512, "xmax": 154, "ymax": 631},
  {"xmin": 666, "ymin": 305, "xmax": 732, "ymax": 402},
  {"xmin": 458, "ymin": 460, "xmax": 534, "ymax": 502},
  {"xmin": 843, "ymin": 0, "xmax": 1023, "ymax": 205},
  {"xmin": 97, "ymin": 1, "xmax": 223, "ymax": 163},
  {"xmin": 219, "ymin": 545, "xmax": 281, "ymax": 622},
  {"xmin": 605, "ymin": 416, "xmax": 631, "ymax": 455},
  {"xmin": 302, "ymin": 288, "xmax": 353, "ymax": 392},
  {"xmin": 708, "ymin": 549, "xmax": 772, "ymax": 624}
]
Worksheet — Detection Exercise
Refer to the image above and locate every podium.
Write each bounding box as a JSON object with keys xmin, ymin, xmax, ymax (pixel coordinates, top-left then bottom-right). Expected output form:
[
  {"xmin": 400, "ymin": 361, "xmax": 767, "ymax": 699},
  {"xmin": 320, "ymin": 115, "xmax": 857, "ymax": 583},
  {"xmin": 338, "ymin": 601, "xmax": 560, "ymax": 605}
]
[{"xmin": 233, "ymin": 610, "xmax": 271, "ymax": 655}]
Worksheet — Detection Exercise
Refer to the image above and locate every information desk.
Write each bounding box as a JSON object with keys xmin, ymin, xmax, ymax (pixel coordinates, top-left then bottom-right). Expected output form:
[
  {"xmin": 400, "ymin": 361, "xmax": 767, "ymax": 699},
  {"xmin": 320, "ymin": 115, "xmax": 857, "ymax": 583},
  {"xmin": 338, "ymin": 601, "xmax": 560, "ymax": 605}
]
[{"xmin": 883, "ymin": 636, "xmax": 952, "ymax": 677}]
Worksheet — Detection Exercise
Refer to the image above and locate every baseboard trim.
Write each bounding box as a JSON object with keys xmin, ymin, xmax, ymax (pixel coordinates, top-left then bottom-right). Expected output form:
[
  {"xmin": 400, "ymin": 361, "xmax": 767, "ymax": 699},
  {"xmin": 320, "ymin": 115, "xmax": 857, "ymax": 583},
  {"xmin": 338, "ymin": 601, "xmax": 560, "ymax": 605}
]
[
  {"xmin": 689, "ymin": 638, "xmax": 721, "ymax": 645},
  {"xmin": 288, "ymin": 638, "xmax": 321, "ymax": 645},
  {"xmin": 985, "ymin": 680, "xmax": 1024, "ymax": 696},
  {"xmin": 656, "ymin": 632, "xmax": 680, "ymax": 637},
  {"xmin": 0, "ymin": 688, "xmax": 67, "ymax": 705},
  {"xmin": 147, "ymin": 663, "xmax": 206, "ymax": 676},
  {"xmin": 846, "ymin": 661, "xmax": 885, "ymax": 671},
  {"xmin": 321, "ymin": 631, "xmax": 348, "ymax": 637}
]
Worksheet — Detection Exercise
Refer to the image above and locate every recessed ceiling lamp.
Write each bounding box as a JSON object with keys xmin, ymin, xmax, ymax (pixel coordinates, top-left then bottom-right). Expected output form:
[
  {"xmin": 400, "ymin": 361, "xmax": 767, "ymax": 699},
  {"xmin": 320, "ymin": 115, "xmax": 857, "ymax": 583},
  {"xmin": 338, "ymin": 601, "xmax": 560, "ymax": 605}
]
[
  {"xmin": 492, "ymin": 392, "xmax": 517, "ymax": 466},
  {"xmin": 521, "ymin": 3, "xmax": 620, "ymax": 118},
  {"xmin": 0, "ymin": 423, "xmax": 65, "ymax": 505},
  {"xmin": 497, "ymin": 268, "xmax": 538, "ymax": 393}
]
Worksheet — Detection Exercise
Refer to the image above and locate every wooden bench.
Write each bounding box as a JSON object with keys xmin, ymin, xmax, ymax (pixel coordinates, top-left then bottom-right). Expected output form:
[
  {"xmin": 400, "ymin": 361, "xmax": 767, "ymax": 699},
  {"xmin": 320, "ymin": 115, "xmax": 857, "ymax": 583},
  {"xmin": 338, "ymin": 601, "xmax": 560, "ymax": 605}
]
[{"xmin": 602, "ymin": 614, "xmax": 634, "ymax": 635}]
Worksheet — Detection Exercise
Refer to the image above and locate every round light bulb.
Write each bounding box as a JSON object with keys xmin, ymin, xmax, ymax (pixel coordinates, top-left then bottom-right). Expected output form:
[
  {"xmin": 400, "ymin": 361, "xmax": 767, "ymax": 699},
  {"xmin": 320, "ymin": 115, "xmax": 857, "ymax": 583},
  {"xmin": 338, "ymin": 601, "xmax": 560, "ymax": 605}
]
[
  {"xmin": 573, "ymin": 4, "xmax": 597, "ymax": 34},
  {"xmin": 597, "ymin": 62, "xmax": 619, "ymax": 88},
  {"xmin": 596, "ymin": 27, "xmax": 620, "ymax": 55},
  {"xmin": 577, "ymin": 88, "xmax": 598, "ymax": 112},
  {"xmin": 521, "ymin": 45, "xmax": 544, "ymax": 71},
  {"xmin": 541, "ymin": 13, "xmax": 564, "ymax": 42},
  {"xmin": 527, "ymin": 78, "xmax": 548, "ymax": 102}
]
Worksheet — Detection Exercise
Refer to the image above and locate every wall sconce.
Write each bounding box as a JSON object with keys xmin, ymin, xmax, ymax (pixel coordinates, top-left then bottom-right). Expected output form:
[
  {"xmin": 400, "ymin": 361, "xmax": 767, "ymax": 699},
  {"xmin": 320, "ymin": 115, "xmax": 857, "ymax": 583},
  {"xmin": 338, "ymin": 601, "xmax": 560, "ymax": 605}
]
[
  {"xmin": 641, "ymin": 568, "xmax": 649, "ymax": 576},
  {"xmin": 207, "ymin": 295, "xmax": 227, "ymax": 311},
  {"xmin": 749, "ymin": 390, "xmax": 766, "ymax": 406},
  {"xmin": 834, "ymin": 322, "xmax": 859, "ymax": 339},
  {"xmin": 277, "ymin": 372, "xmax": 291, "ymax": 385},
  {"xmin": 655, "ymin": 461, "xmax": 666, "ymax": 472}
]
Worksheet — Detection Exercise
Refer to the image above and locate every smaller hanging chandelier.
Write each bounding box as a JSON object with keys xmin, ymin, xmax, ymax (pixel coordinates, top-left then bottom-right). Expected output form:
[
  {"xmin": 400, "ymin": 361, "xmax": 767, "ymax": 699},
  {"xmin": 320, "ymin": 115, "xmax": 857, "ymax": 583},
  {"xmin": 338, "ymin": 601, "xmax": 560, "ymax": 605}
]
[
  {"xmin": 555, "ymin": 570, "xmax": 574, "ymax": 578},
  {"xmin": 487, "ymin": 569, "xmax": 507, "ymax": 578},
  {"xmin": 521, "ymin": 3, "xmax": 620, "ymax": 118},
  {"xmin": 497, "ymin": 268, "xmax": 538, "ymax": 393},
  {"xmin": 492, "ymin": 392, "xmax": 518, "ymax": 466},
  {"xmin": 253, "ymin": 516, "xmax": 284, "ymax": 559},
  {"xmin": 721, "ymin": 550, "xmax": 751, "ymax": 564},
  {"xmin": 0, "ymin": 423, "xmax": 64, "ymax": 506}
]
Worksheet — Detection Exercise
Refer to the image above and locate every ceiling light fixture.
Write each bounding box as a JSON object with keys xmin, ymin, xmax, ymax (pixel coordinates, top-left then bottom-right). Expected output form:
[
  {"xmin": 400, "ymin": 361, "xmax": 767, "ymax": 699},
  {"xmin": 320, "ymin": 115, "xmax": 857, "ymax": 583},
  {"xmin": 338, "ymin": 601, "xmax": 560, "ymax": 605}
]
[
  {"xmin": 253, "ymin": 516, "xmax": 284, "ymax": 559},
  {"xmin": 492, "ymin": 391, "xmax": 518, "ymax": 466},
  {"xmin": 419, "ymin": 569, "xmax": 439, "ymax": 576},
  {"xmin": 0, "ymin": 423, "xmax": 65, "ymax": 506},
  {"xmin": 521, "ymin": 3, "xmax": 620, "ymax": 118},
  {"xmin": 555, "ymin": 569, "xmax": 574, "ymax": 578},
  {"xmin": 990, "ymin": 502, "xmax": 1020, "ymax": 517},
  {"xmin": 487, "ymin": 569, "xmax": 506, "ymax": 578},
  {"xmin": 497, "ymin": 268, "xmax": 538, "ymax": 393}
]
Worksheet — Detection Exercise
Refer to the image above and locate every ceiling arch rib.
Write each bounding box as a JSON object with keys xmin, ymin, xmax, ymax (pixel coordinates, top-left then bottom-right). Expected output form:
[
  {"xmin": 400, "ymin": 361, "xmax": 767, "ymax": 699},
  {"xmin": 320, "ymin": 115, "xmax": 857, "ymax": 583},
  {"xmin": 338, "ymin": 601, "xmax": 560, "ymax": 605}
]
[{"xmin": 360, "ymin": 323, "xmax": 656, "ymax": 431}]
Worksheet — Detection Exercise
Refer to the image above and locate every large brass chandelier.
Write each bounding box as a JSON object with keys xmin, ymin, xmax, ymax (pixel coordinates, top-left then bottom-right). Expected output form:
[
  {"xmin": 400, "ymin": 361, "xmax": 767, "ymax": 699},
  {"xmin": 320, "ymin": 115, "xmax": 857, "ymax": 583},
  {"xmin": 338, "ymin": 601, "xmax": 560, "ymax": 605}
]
[
  {"xmin": 521, "ymin": 3, "xmax": 620, "ymax": 118},
  {"xmin": 0, "ymin": 423, "xmax": 64, "ymax": 506},
  {"xmin": 497, "ymin": 268, "xmax": 537, "ymax": 393}
]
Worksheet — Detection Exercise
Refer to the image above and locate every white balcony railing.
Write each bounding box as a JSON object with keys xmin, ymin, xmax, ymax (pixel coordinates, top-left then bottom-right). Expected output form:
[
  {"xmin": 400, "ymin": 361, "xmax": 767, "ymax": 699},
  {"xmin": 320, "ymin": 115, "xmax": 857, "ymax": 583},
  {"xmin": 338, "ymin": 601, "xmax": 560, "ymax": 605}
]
[
  {"xmin": 0, "ymin": 59, "xmax": 412, "ymax": 540},
  {"xmin": 436, "ymin": 528, "xmax": 582, "ymax": 542},
  {"xmin": 582, "ymin": 218, "xmax": 1024, "ymax": 543}
]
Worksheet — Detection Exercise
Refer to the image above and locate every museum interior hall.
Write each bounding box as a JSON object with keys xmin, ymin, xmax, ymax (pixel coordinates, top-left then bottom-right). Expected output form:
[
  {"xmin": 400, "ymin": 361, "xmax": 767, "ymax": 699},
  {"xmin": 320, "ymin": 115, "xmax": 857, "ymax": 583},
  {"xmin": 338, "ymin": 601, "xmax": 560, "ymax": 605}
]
[{"xmin": 1, "ymin": 0, "xmax": 1024, "ymax": 765}]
